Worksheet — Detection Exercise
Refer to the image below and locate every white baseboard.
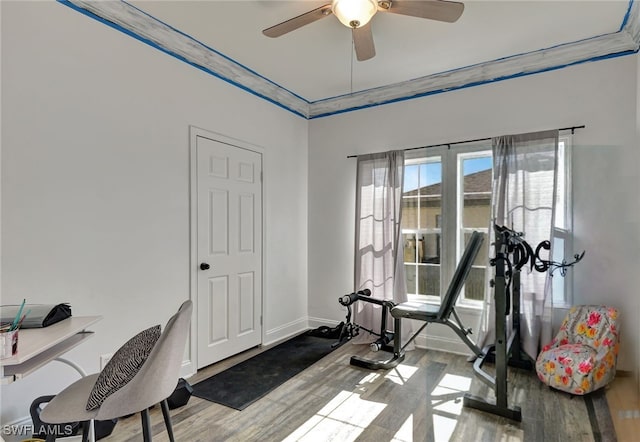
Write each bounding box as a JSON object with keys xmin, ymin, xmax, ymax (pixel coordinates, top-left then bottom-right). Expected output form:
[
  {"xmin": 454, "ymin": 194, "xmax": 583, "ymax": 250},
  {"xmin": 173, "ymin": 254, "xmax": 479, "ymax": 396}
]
[
  {"xmin": 416, "ymin": 334, "xmax": 478, "ymax": 357},
  {"xmin": 307, "ymin": 316, "xmax": 477, "ymax": 356},
  {"xmin": 307, "ymin": 316, "xmax": 341, "ymax": 329},
  {"xmin": 263, "ymin": 317, "xmax": 309, "ymax": 346},
  {"xmin": 179, "ymin": 358, "xmax": 196, "ymax": 380}
]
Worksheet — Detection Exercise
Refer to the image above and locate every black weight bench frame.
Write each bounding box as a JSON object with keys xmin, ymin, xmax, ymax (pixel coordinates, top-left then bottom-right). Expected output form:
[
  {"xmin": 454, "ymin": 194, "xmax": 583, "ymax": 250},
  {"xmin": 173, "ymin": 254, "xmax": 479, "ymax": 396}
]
[{"xmin": 350, "ymin": 230, "xmax": 485, "ymax": 370}]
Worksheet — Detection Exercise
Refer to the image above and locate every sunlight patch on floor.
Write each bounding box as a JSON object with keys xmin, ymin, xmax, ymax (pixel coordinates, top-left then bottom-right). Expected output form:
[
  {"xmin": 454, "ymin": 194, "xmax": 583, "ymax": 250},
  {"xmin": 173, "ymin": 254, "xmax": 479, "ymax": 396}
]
[
  {"xmin": 385, "ymin": 364, "xmax": 419, "ymax": 385},
  {"xmin": 284, "ymin": 363, "xmax": 420, "ymax": 441},
  {"xmin": 391, "ymin": 413, "xmax": 413, "ymax": 442},
  {"xmin": 431, "ymin": 373, "xmax": 473, "ymax": 441},
  {"xmin": 433, "ymin": 414, "xmax": 459, "ymax": 440},
  {"xmin": 357, "ymin": 371, "xmax": 381, "ymax": 387},
  {"xmin": 283, "ymin": 390, "xmax": 386, "ymax": 441}
]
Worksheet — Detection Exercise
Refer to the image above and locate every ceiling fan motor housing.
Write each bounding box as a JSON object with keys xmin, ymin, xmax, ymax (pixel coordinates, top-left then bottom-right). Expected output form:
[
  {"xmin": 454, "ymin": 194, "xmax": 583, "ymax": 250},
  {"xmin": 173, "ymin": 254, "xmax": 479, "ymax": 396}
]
[{"xmin": 332, "ymin": 0, "xmax": 378, "ymax": 29}]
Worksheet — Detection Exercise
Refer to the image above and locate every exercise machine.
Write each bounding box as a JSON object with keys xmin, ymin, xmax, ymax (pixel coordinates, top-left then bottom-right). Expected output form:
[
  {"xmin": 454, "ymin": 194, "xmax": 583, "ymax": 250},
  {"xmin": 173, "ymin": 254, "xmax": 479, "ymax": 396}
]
[
  {"xmin": 463, "ymin": 225, "xmax": 584, "ymax": 421},
  {"xmin": 339, "ymin": 230, "xmax": 486, "ymax": 370},
  {"xmin": 334, "ymin": 288, "xmax": 398, "ymax": 354},
  {"xmin": 463, "ymin": 225, "xmax": 527, "ymax": 421},
  {"xmin": 340, "ymin": 288, "xmax": 405, "ymax": 369},
  {"xmin": 341, "ymin": 225, "xmax": 583, "ymax": 422}
]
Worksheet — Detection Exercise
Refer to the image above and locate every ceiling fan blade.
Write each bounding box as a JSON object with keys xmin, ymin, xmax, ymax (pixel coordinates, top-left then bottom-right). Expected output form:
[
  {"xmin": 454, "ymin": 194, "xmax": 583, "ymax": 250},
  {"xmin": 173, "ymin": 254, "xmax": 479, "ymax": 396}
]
[
  {"xmin": 381, "ymin": 0, "xmax": 464, "ymax": 23},
  {"xmin": 353, "ymin": 23, "xmax": 376, "ymax": 61},
  {"xmin": 263, "ymin": 4, "xmax": 333, "ymax": 38}
]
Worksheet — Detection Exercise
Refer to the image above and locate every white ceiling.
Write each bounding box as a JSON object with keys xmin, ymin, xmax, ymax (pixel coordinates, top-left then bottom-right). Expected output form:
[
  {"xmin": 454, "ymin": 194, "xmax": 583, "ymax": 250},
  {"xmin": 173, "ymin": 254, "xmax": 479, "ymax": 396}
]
[{"xmin": 64, "ymin": 0, "xmax": 639, "ymax": 117}]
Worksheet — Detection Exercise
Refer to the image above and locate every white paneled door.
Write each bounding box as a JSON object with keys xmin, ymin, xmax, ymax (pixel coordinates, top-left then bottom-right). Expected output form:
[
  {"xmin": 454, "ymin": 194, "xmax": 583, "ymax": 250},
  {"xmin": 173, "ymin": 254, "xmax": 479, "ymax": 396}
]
[{"xmin": 195, "ymin": 134, "xmax": 262, "ymax": 368}]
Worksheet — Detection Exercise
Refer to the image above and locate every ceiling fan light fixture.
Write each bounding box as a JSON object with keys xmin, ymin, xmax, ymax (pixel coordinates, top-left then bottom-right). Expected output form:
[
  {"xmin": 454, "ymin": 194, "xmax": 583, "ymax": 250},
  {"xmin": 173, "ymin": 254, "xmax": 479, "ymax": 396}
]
[{"xmin": 332, "ymin": 0, "xmax": 378, "ymax": 29}]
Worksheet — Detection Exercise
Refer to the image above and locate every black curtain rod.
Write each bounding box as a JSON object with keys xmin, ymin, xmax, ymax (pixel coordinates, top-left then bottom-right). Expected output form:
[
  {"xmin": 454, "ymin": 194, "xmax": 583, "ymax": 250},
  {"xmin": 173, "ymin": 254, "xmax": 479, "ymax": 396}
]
[{"xmin": 346, "ymin": 125, "xmax": 585, "ymax": 159}]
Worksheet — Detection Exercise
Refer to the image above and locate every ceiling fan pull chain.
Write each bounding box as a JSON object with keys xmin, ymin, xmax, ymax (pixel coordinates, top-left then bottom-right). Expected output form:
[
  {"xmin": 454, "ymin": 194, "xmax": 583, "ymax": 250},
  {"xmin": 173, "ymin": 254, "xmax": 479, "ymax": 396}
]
[{"xmin": 350, "ymin": 36, "xmax": 354, "ymax": 95}]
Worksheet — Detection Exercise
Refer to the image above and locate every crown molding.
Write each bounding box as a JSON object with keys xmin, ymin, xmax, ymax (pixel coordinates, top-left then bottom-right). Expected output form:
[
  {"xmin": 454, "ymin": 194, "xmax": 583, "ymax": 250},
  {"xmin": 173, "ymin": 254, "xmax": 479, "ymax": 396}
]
[
  {"xmin": 63, "ymin": 0, "xmax": 310, "ymax": 118},
  {"xmin": 309, "ymin": 29, "xmax": 638, "ymax": 118},
  {"xmin": 62, "ymin": 0, "xmax": 639, "ymax": 120}
]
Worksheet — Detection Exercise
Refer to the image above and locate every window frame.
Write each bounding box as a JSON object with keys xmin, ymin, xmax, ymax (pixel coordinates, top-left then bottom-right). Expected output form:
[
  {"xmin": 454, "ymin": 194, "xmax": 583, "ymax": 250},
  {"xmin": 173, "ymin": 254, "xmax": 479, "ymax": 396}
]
[
  {"xmin": 455, "ymin": 149, "xmax": 493, "ymax": 307},
  {"xmin": 403, "ymin": 142, "xmax": 492, "ymax": 306},
  {"xmin": 551, "ymin": 135, "xmax": 573, "ymax": 307},
  {"xmin": 402, "ymin": 152, "xmax": 445, "ymax": 304}
]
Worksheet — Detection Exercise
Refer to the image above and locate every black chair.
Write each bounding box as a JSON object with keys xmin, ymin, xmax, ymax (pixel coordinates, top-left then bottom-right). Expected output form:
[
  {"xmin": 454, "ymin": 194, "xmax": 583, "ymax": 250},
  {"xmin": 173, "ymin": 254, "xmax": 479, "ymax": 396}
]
[{"xmin": 351, "ymin": 231, "xmax": 485, "ymax": 370}]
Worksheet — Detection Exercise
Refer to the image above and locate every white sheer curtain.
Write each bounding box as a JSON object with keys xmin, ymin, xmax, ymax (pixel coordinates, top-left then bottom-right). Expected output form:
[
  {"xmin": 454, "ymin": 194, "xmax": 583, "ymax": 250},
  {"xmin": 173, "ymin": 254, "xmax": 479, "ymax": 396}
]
[
  {"xmin": 354, "ymin": 150, "xmax": 407, "ymax": 341},
  {"xmin": 478, "ymin": 130, "xmax": 559, "ymax": 360}
]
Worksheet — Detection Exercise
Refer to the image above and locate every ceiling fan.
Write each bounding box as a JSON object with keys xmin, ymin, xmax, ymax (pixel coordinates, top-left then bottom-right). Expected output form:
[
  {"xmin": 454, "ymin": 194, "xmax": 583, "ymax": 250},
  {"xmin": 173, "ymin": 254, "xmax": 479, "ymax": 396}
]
[{"xmin": 262, "ymin": 0, "xmax": 464, "ymax": 62}]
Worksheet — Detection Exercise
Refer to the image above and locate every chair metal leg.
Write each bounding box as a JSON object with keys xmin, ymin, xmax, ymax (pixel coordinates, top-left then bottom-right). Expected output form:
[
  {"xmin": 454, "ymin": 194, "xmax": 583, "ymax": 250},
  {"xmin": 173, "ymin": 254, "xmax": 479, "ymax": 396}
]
[
  {"xmin": 81, "ymin": 421, "xmax": 90, "ymax": 442},
  {"xmin": 141, "ymin": 408, "xmax": 152, "ymax": 442},
  {"xmin": 160, "ymin": 399, "xmax": 175, "ymax": 442}
]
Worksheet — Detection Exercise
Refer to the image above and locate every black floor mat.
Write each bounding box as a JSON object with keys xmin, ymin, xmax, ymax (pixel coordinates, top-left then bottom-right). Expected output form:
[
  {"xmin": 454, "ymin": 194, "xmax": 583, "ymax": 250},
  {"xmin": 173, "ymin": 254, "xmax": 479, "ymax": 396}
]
[{"xmin": 192, "ymin": 333, "xmax": 339, "ymax": 410}]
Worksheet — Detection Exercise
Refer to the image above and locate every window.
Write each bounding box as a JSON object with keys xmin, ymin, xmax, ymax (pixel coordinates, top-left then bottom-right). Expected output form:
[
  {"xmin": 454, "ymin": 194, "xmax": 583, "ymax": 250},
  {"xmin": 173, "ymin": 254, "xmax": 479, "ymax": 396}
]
[
  {"xmin": 402, "ymin": 143, "xmax": 492, "ymax": 305},
  {"xmin": 401, "ymin": 135, "xmax": 572, "ymax": 306},
  {"xmin": 457, "ymin": 152, "xmax": 492, "ymax": 302},
  {"xmin": 551, "ymin": 136, "xmax": 573, "ymax": 306},
  {"xmin": 402, "ymin": 156, "xmax": 444, "ymax": 299}
]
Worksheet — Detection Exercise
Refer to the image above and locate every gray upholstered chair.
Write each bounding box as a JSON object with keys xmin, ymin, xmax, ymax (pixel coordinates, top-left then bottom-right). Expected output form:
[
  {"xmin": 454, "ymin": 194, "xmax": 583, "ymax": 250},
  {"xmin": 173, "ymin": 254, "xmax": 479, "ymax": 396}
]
[{"xmin": 40, "ymin": 300, "xmax": 193, "ymax": 442}]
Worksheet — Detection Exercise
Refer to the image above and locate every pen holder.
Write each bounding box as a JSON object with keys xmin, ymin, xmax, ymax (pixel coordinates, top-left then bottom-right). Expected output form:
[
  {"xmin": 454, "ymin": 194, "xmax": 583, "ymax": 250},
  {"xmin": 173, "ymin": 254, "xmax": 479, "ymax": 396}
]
[{"xmin": 0, "ymin": 329, "xmax": 18, "ymax": 359}]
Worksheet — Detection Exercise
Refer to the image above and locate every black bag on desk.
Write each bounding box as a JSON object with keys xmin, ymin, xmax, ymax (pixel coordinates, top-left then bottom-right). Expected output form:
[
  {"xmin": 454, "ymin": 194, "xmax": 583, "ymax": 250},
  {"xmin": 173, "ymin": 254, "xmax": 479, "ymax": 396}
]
[{"xmin": 0, "ymin": 303, "xmax": 71, "ymax": 328}]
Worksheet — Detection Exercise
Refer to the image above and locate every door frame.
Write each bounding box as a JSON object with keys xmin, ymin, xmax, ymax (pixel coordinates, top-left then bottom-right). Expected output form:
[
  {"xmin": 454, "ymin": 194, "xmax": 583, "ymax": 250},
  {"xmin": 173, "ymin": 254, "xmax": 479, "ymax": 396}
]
[{"xmin": 189, "ymin": 125, "xmax": 266, "ymax": 370}]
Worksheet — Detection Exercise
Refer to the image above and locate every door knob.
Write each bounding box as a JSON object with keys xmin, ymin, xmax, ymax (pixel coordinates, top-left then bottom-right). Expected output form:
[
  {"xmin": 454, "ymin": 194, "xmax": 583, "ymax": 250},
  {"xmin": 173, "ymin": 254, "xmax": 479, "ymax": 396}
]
[{"xmin": 200, "ymin": 263, "xmax": 210, "ymax": 270}]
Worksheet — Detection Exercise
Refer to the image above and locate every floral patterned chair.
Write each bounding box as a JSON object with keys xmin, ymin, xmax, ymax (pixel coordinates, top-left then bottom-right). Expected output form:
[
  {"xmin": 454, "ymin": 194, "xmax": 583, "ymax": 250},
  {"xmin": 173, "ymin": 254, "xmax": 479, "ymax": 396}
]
[{"xmin": 535, "ymin": 305, "xmax": 620, "ymax": 395}]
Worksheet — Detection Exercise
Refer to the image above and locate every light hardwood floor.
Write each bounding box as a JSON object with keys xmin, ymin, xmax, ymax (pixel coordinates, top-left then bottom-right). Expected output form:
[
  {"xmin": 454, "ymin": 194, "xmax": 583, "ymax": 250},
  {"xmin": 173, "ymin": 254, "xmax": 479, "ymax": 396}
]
[
  {"xmin": 607, "ymin": 372, "xmax": 640, "ymax": 442},
  {"xmin": 91, "ymin": 340, "xmax": 636, "ymax": 442},
  {"xmin": 7, "ymin": 340, "xmax": 636, "ymax": 442}
]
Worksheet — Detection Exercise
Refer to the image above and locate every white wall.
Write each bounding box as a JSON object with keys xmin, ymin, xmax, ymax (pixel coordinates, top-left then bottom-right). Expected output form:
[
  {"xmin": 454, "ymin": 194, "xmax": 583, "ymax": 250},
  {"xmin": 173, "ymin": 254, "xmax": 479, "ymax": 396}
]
[
  {"xmin": 308, "ymin": 55, "xmax": 640, "ymax": 372},
  {"xmin": 1, "ymin": 1, "xmax": 308, "ymax": 424},
  {"xmin": 636, "ymin": 52, "xmax": 640, "ymax": 393}
]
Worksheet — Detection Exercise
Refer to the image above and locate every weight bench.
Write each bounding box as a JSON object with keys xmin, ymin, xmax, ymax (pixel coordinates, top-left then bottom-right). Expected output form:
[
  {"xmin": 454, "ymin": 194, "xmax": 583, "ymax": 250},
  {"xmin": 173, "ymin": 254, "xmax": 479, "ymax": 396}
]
[{"xmin": 350, "ymin": 230, "xmax": 485, "ymax": 370}]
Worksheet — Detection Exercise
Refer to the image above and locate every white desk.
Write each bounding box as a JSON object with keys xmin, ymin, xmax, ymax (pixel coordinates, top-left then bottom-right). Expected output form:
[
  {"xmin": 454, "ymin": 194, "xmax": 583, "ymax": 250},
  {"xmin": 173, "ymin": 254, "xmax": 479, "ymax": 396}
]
[{"xmin": 1, "ymin": 316, "xmax": 101, "ymax": 384}]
